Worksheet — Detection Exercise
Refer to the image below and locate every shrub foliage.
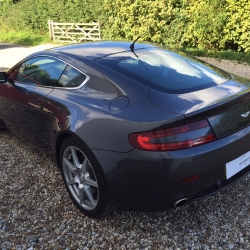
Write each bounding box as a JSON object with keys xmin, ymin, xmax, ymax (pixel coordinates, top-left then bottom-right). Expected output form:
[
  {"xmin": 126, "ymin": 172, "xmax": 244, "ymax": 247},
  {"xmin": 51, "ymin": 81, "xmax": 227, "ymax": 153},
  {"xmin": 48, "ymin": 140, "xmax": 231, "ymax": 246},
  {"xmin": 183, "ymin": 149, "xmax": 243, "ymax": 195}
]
[{"xmin": 0, "ymin": 0, "xmax": 250, "ymax": 51}]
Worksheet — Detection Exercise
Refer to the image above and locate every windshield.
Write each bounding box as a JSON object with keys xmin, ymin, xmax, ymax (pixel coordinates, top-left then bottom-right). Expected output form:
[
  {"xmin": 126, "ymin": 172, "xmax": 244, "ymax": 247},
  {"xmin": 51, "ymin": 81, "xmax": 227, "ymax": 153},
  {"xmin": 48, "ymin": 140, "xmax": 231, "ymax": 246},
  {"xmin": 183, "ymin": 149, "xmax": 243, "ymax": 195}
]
[{"xmin": 95, "ymin": 48, "xmax": 231, "ymax": 94}]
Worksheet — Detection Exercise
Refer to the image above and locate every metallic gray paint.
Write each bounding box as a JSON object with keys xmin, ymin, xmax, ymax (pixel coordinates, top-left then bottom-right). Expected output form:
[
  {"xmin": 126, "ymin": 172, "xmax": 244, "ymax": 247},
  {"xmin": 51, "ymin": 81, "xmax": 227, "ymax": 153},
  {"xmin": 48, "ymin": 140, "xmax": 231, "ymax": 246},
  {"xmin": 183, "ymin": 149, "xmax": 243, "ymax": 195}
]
[
  {"xmin": 1, "ymin": 41, "xmax": 250, "ymax": 211},
  {"xmin": 92, "ymin": 124, "xmax": 250, "ymax": 210},
  {"xmin": 149, "ymin": 80, "xmax": 248, "ymax": 115}
]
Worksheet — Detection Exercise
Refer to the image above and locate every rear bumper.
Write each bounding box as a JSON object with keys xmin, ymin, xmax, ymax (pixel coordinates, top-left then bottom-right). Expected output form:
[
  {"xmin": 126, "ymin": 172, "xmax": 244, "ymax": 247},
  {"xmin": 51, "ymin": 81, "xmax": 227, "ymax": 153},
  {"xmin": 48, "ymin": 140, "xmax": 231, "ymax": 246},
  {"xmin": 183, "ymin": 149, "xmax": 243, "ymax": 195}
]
[{"xmin": 92, "ymin": 125, "xmax": 250, "ymax": 211}]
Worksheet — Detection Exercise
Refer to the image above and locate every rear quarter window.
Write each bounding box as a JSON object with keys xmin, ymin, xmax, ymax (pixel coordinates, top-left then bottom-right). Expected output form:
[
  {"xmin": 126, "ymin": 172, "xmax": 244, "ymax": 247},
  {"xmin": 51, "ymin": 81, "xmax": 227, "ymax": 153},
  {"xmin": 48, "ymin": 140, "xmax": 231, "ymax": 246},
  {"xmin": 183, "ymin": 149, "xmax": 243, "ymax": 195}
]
[{"xmin": 57, "ymin": 65, "xmax": 87, "ymax": 88}]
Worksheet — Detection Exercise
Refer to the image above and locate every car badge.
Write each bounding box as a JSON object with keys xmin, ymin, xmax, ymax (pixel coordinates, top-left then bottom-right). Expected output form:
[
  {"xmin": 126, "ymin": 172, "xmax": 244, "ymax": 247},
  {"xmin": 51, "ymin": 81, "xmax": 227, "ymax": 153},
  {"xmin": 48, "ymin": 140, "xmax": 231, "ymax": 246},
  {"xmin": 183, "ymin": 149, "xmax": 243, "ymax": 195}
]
[{"xmin": 241, "ymin": 111, "xmax": 250, "ymax": 118}]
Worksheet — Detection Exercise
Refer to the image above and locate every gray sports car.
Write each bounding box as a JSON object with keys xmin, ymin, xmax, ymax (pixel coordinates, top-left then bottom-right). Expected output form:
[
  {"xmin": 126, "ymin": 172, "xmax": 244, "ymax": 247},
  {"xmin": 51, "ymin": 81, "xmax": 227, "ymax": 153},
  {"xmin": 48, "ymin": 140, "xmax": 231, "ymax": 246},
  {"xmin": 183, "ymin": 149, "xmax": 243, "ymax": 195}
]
[{"xmin": 1, "ymin": 41, "xmax": 250, "ymax": 218}]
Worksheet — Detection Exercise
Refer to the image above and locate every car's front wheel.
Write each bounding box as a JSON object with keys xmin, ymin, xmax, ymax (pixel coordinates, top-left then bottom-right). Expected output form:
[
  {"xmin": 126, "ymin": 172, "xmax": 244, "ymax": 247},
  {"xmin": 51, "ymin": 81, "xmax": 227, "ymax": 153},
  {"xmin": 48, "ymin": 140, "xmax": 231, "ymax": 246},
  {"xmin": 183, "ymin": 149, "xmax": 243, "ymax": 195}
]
[{"xmin": 59, "ymin": 136, "xmax": 113, "ymax": 218}]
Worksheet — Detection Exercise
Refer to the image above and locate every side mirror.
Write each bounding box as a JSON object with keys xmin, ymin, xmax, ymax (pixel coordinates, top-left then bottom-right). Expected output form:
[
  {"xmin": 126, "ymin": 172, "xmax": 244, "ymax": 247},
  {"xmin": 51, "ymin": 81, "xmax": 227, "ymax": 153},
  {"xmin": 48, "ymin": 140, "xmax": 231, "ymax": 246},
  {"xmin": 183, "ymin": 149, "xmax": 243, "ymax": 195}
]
[{"xmin": 0, "ymin": 72, "xmax": 8, "ymax": 84}]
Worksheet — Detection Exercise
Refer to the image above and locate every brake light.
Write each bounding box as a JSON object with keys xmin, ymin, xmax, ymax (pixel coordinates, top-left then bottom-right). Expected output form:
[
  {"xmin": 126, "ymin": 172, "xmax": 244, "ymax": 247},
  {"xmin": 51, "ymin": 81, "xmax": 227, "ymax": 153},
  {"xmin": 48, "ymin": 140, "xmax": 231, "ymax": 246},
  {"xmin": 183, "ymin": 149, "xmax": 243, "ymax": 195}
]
[
  {"xmin": 129, "ymin": 119, "xmax": 216, "ymax": 151},
  {"xmin": 181, "ymin": 175, "xmax": 200, "ymax": 184}
]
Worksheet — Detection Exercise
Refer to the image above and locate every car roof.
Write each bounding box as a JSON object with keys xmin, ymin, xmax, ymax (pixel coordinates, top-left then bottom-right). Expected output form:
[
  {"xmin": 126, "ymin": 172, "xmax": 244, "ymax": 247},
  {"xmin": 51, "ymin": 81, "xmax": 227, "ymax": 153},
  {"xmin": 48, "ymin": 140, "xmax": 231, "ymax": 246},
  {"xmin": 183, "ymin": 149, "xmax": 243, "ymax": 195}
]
[{"xmin": 50, "ymin": 41, "xmax": 156, "ymax": 60}]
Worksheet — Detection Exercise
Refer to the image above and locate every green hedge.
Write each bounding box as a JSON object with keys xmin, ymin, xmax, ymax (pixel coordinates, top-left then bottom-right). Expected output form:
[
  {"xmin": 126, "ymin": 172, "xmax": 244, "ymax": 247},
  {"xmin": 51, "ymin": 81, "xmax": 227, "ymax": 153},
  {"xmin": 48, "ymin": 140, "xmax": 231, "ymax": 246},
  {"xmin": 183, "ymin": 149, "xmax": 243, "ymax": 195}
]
[
  {"xmin": 102, "ymin": 0, "xmax": 250, "ymax": 52},
  {"xmin": 0, "ymin": 0, "xmax": 250, "ymax": 52},
  {"xmin": 0, "ymin": 0, "xmax": 104, "ymax": 32}
]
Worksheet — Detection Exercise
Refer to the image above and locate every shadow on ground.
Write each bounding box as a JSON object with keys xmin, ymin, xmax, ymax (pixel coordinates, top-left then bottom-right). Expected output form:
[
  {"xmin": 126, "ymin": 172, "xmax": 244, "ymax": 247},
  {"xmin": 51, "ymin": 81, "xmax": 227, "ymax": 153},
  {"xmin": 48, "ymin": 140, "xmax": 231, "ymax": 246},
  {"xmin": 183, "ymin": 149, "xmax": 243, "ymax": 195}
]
[{"xmin": 0, "ymin": 43, "xmax": 28, "ymax": 50}]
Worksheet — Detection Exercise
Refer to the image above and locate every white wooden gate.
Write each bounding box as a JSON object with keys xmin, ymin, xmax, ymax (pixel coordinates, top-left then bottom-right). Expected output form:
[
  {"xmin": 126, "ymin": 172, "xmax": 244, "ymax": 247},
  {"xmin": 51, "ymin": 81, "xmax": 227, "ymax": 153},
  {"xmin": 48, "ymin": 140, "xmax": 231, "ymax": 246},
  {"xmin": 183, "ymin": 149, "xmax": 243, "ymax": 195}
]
[{"xmin": 48, "ymin": 20, "xmax": 101, "ymax": 43}]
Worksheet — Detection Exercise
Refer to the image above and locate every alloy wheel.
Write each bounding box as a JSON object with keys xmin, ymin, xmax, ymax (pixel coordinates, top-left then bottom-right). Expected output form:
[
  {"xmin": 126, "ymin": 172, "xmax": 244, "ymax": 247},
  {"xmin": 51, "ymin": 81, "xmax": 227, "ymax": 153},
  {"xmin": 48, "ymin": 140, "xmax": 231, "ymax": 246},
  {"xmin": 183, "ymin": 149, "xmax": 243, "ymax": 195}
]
[{"xmin": 62, "ymin": 146, "xmax": 99, "ymax": 210}]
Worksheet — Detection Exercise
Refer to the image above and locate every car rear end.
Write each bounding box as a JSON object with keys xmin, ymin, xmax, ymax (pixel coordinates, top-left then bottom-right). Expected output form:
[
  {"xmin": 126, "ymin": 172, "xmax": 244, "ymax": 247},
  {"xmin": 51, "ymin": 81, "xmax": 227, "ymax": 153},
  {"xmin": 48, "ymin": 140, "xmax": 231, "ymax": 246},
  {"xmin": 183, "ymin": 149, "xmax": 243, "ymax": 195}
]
[
  {"xmin": 91, "ymin": 45, "xmax": 250, "ymax": 210},
  {"xmin": 92, "ymin": 122, "xmax": 250, "ymax": 210}
]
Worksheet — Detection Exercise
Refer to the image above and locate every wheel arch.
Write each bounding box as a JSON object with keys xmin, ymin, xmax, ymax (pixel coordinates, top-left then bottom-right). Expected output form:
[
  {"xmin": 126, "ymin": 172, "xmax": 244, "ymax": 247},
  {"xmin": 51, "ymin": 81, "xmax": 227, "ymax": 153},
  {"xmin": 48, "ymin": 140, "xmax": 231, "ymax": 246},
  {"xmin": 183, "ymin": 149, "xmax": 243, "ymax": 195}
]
[
  {"xmin": 55, "ymin": 130, "xmax": 112, "ymax": 189},
  {"xmin": 55, "ymin": 131, "xmax": 77, "ymax": 167},
  {"xmin": 58, "ymin": 132, "xmax": 114, "ymax": 217},
  {"xmin": 55, "ymin": 131, "xmax": 101, "ymax": 170}
]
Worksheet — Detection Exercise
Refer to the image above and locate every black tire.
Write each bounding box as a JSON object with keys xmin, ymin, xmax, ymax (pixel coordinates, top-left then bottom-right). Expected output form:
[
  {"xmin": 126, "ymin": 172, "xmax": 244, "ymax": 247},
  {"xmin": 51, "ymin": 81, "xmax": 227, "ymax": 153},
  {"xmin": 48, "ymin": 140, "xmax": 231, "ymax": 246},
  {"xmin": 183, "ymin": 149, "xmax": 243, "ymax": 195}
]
[{"xmin": 59, "ymin": 136, "xmax": 113, "ymax": 218}]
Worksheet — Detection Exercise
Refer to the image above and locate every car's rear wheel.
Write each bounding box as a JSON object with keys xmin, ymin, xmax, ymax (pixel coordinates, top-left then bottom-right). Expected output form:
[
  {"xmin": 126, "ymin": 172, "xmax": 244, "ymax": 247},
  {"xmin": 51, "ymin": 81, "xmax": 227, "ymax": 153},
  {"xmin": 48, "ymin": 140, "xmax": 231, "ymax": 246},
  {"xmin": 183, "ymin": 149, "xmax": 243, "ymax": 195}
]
[{"xmin": 59, "ymin": 136, "xmax": 113, "ymax": 218}]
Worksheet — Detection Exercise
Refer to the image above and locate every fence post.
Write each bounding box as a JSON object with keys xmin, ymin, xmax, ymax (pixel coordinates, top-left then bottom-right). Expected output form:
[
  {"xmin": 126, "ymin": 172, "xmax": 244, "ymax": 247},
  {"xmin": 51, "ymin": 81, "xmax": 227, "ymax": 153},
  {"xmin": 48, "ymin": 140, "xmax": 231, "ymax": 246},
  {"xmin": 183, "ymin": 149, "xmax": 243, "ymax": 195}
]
[
  {"xmin": 48, "ymin": 20, "xmax": 53, "ymax": 41},
  {"xmin": 98, "ymin": 21, "xmax": 101, "ymax": 40}
]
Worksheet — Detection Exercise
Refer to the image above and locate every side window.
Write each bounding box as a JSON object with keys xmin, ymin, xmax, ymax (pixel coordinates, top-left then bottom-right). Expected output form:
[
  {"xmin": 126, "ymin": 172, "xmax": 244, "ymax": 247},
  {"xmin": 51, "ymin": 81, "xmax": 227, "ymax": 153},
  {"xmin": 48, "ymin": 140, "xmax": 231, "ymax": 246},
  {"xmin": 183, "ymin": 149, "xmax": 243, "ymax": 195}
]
[
  {"xmin": 57, "ymin": 65, "xmax": 87, "ymax": 88},
  {"xmin": 14, "ymin": 57, "xmax": 67, "ymax": 87}
]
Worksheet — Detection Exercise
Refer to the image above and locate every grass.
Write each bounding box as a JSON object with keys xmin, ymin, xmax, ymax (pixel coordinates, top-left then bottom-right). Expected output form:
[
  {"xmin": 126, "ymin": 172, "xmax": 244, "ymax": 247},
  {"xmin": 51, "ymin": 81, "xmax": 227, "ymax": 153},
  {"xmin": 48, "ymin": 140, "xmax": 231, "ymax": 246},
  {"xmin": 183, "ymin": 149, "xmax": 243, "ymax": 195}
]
[
  {"xmin": 182, "ymin": 48, "xmax": 250, "ymax": 65},
  {"xmin": 0, "ymin": 30, "xmax": 52, "ymax": 46}
]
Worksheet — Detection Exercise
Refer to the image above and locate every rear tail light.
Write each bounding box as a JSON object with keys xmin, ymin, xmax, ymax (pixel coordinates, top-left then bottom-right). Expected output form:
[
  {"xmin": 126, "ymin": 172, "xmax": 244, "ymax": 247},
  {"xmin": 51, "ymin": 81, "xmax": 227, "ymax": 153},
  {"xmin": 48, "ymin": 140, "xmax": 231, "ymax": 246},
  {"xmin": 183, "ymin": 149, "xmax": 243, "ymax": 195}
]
[
  {"xmin": 129, "ymin": 119, "xmax": 216, "ymax": 151},
  {"xmin": 181, "ymin": 175, "xmax": 200, "ymax": 184}
]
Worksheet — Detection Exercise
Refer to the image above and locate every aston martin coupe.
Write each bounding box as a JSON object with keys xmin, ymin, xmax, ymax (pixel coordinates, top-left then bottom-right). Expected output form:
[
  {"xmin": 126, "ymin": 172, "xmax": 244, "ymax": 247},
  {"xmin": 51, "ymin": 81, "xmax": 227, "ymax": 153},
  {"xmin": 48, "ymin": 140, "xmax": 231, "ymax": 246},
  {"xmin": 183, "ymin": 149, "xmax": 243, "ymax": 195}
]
[{"xmin": 1, "ymin": 41, "xmax": 250, "ymax": 218}]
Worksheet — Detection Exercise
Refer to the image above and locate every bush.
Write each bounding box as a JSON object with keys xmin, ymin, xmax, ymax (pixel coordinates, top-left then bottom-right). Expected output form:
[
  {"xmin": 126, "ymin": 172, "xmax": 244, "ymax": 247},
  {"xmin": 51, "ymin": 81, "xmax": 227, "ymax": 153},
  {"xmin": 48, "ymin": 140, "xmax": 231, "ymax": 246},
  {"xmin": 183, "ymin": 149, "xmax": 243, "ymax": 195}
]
[
  {"xmin": 102, "ymin": 0, "xmax": 188, "ymax": 45},
  {"xmin": 0, "ymin": 0, "xmax": 104, "ymax": 33},
  {"xmin": 222, "ymin": 0, "xmax": 250, "ymax": 52},
  {"xmin": 181, "ymin": 0, "xmax": 228, "ymax": 50},
  {"xmin": 102, "ymin": 0, "xmax": 250, "ymax": 51}
]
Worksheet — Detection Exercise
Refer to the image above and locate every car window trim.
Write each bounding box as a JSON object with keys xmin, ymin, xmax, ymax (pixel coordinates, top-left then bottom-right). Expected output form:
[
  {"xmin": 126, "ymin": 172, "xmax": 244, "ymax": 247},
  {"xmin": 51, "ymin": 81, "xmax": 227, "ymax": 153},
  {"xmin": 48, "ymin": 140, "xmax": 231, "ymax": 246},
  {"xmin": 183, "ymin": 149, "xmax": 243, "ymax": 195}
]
[
  {"xmin": 12, "ymin": 55, "xmax": 90, "ymax": 90},
  {"xmin": 14, "ymin": 81, "xmax": 54, "ymax": 89}
]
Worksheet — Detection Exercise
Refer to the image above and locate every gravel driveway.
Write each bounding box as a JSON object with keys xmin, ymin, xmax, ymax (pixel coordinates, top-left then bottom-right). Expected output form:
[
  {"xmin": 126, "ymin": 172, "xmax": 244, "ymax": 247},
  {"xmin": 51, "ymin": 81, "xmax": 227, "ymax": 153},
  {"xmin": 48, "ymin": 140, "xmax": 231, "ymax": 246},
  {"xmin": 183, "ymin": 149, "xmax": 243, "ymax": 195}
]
[{"xmin": 1, "ymin": 44, "xmax": 250, "ymax": 249}]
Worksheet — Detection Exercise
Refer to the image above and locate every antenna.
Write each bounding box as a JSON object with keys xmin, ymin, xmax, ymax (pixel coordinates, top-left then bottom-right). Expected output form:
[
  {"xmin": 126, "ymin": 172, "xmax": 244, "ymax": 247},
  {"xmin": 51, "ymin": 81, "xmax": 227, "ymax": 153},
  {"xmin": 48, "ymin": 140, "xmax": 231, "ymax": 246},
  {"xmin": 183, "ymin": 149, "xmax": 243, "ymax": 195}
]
[
  {"xmin": 129, "ymin": 31, "xmax": 149, "ymax": 71},
  {"xmin": 129, "ymin": 31, "xmax": 148, "ymax": 51},
  {"xmin": 130, "ymin": 35, "xmax": 142, "ymax": 51}
]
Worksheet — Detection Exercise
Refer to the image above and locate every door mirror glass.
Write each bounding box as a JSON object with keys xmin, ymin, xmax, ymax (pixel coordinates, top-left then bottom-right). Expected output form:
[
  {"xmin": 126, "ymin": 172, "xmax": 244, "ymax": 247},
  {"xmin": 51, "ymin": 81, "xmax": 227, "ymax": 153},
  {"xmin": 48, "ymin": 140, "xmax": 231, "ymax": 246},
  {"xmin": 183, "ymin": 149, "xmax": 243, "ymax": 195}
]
[{"xmin": 0, "ymin": 72, "xmax": 8, "ymax": 83}]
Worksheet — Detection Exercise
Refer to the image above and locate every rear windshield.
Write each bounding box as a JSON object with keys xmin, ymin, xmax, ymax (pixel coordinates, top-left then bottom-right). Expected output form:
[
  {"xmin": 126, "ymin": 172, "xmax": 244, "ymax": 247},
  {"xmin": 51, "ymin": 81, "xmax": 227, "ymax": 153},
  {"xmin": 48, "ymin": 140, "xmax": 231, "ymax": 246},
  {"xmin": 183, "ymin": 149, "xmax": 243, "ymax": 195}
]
[{"xmin": 95, "ymin": 48, "xmax": 230, "ymax": 94}]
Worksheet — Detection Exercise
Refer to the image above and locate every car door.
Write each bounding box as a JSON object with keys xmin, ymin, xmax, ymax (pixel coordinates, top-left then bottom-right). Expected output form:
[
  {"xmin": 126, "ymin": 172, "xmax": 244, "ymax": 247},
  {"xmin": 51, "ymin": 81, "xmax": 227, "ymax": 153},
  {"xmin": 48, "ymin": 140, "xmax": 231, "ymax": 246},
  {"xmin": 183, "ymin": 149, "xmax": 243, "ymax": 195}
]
[
  {"xmin": 0, "ymin": 56, "xmax": 67, "ymax": 148},
  {"xmin": 41, "ymin": 64, "xmax": 89, "ymax": 156}
]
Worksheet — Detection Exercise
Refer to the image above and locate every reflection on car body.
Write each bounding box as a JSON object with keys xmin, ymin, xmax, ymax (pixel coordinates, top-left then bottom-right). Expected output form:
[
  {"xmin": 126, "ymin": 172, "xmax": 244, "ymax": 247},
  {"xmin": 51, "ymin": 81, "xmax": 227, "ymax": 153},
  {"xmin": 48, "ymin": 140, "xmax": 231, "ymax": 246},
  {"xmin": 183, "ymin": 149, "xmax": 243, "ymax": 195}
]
[{"xmin": 1, "ymin": 41, "xmax": 250, "ymax": 218}]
